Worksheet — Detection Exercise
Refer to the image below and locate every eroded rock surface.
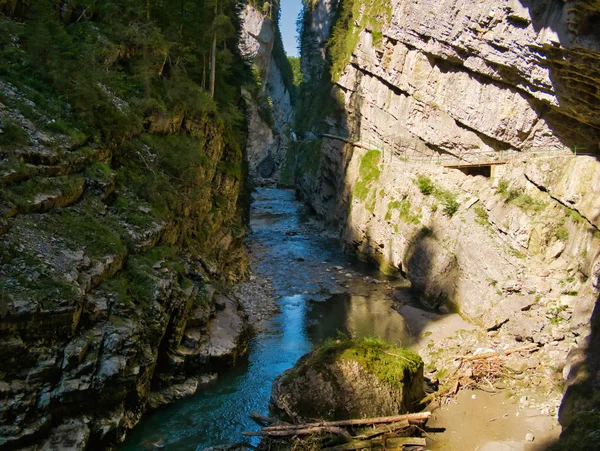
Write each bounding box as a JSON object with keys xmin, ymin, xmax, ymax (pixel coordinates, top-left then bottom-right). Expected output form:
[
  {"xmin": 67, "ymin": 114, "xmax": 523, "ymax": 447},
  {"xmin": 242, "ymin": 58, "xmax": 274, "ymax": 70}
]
[
  {"xmin": 270, "ymin": 339, "xmax": 424, "ymax": 422},
  {"xmin": 0, "ymin": 79, "xmax": 250, "ymax": 450},
  {"xmin": 240, "ymin": 5, "xmax": 294, "ymax": 184},
  {"xmin": 292, "ymin": 0, "xmax": 600, "ymax": 446}
]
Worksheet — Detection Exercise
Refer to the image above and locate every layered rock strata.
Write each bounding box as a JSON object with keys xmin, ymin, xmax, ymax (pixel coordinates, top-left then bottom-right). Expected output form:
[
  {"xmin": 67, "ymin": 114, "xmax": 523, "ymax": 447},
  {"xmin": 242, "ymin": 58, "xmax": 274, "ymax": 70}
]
[
  {"xmin": 0, "ymin": 80, "xmax": 249, "ymax": 449},
  {"xmin": 293, "ymin": 0, "xmax": 600, "ymax": 444}
]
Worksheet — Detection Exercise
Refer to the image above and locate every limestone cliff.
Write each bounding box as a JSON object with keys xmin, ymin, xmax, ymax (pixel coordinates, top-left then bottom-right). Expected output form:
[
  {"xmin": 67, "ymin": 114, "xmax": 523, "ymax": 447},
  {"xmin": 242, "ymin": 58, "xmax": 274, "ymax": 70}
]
[
  {"xmin": 292, "ymin": 0, "xmax": 600, "ymax": 445},
  {"xmin": 0, "ymin": 3, "xmax": 251, "ymax": 448},
  {"xmin": 240, "ymin": 4, "xmax": 295, "ymax": 183}
]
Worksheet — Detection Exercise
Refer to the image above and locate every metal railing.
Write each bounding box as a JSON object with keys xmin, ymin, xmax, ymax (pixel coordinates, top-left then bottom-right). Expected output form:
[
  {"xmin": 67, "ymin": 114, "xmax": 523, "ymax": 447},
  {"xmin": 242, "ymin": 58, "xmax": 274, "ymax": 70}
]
[{"xmin": 322, "ymin": 133, "xmax": 579, "ymax": 167}]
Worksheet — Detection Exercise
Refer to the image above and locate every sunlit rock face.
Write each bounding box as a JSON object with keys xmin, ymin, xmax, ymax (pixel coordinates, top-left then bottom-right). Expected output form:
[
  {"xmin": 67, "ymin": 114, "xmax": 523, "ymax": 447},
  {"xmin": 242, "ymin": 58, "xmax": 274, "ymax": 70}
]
[
  {"xmin": 240, "ymin": 5, "xmax": 294, "ymax": 183},
  {"xmin": 294, "ymin": 0, "xmax": 600, "ymax": 444}
]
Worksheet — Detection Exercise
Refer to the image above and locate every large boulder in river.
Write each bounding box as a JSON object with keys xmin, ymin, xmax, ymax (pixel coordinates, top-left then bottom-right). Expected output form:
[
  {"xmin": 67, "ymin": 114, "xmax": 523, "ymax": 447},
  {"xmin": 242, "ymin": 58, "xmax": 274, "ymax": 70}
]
[{"xmin": 270, "ymin": 338, "xmax": 425, "ymax": 422}]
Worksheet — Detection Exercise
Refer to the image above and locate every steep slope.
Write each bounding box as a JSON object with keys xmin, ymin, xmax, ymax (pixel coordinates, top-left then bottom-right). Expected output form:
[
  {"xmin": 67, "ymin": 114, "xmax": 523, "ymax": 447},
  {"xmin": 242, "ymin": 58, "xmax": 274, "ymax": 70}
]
[
  {"xmin": 290, "ymin": 0, "xmax": 600, "ymax": 446},
  {"xmin": 0, "ymin": 1, "xmax": 251, "ymax": 448},
  {"xmin": 240, "ymin": 2, "xmax": 296, "ymax": 183}
]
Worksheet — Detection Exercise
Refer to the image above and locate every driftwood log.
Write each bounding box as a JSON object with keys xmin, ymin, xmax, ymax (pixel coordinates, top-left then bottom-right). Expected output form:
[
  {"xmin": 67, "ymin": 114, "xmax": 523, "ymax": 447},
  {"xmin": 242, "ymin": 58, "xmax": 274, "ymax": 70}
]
[
  {"xmin": 259, "ymin": 412, "xmax": 431, "ymax": 432},
  {"xmin": 353, "ymin": 419, "xmax": 410, "ymax": 440}
]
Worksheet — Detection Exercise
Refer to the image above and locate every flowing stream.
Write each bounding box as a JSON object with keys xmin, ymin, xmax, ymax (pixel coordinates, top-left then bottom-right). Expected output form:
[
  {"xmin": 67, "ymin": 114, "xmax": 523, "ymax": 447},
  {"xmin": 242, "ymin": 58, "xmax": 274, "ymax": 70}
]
[{"xmin": 121, "ymin": 187, "xmax": 412, "ymax": 450}]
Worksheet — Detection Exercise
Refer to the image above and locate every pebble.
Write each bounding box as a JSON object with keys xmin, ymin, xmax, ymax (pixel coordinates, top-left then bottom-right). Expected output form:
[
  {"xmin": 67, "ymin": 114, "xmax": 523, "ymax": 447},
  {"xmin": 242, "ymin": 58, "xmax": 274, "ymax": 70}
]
[{"xmin": 525, "ymin": 433, "xmax": 535, "ymax": 442}]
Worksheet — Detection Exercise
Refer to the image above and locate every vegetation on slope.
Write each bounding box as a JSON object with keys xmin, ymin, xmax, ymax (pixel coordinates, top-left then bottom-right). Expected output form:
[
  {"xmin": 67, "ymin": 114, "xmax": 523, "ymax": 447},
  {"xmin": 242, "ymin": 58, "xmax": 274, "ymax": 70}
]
[{"xmin": 0, "ymin": 0, "xmax": 251, "ymax": 146}]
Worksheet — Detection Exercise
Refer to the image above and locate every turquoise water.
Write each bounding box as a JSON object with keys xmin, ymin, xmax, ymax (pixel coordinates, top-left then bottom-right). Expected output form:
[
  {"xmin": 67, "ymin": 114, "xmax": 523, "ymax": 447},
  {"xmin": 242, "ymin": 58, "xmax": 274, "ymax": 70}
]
[{"xmin": 121, "ymin": 187, "xmax": 409, "ymax": 450}]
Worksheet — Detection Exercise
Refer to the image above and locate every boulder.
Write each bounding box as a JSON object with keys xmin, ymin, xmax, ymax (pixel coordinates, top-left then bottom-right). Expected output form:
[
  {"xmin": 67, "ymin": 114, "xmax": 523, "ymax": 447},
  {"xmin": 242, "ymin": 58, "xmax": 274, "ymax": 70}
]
[{"xmin": 270, "ymin": 338, "xmax": 425, "ymax": 422}]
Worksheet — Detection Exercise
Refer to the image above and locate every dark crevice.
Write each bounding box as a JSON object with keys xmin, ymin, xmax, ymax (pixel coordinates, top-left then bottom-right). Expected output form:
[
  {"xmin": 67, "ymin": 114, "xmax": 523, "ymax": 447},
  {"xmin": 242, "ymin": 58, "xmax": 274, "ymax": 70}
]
[
  {"xmin": 524, "ymin": 172, "xmax": 600, "ymax": 232},
  {"xmin": 345, "ymin": 62, "xmax": 411, "ymax": 98},
  {"xmin": 452, "ymin": 118, "xmax": 514, "ymax": 151}
]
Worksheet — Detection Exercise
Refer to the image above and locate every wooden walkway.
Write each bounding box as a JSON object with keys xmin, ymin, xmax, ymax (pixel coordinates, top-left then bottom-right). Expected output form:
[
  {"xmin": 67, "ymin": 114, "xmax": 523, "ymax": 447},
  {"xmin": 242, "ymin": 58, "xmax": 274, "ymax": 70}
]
[{"xmin": 320, "ymin": 133, "xmax": 574, "ymax": 168}]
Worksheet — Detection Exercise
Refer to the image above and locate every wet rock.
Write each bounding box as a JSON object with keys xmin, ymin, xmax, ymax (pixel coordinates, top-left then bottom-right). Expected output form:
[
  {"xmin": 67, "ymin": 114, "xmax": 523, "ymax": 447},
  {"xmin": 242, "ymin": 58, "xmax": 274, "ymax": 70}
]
[
  {"xmin": 147, "ymin": 378, "xmax": 200, "ymax": 410},
  {"xmin": 270, "ymin": 338, "xmax": 424, "ymax": 422},
  {"xmin": 35, "ymin": 417, "xmax": 90, "ymax": 451}
]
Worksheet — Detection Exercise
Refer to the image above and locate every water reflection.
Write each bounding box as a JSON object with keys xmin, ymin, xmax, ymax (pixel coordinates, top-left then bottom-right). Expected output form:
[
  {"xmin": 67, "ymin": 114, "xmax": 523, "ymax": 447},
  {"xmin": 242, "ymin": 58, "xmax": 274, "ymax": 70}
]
[
  {"xmin": 308, "ymin": 293, "xmax": 410, "ymax": 346},
  {"xmin": 121, "ymin": 188, "xmax": 409, "ymax": 450}
]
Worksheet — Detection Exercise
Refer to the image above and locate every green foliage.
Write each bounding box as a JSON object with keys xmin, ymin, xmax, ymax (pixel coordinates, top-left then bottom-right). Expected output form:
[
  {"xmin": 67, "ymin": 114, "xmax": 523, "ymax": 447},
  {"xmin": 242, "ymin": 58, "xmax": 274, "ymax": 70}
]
[
  {"xmin": 352, "ymin": 150, "xmax": 381, "ymax": 205},
  {"xmin": 496, "ymin": 179, "xmax": 545, "ymax": 213},
  {"xmin": 139, "ymin": 134, "xmax": 208, "ymax": 180},
  {"xmin": 295, "ymin": 138, "xmax": 323, "ymax": 178},
  {"xmin": 340, "ymin": 337, "xmax": 422, "ymax": 390},
  {"xmin": 547, "ymin": 304, "xmax": 567, "ymax": 326},
  {"xmin": 549, "ymin": 403, "xmax": 600, "ymax": 450},
  {"xmin": 327, "ymin": 0, "xmax": 392, "ymax": 80},
  {"xmin": 474, "ymin": 204, "xmax": 489, "ymax": 226},
  {"xmin": 2, "ymin": 175, "xmax": 84, "ymax": 207},
  {"xmin": 511, "ymin": 193, "xmax": 546, "ymax": 213},
  {"xmin": 0, "ymin": 0, "xmax": 250, "ymax": 150},
  {"xmin": 0, "ymin": 119, "xmax": 29, "ymax": 148},
  {"xmin": 359, "ymin": 150, "xmax": 381, "ymax": 181},
  {"xmin": 432, "ymin": 187, "xmax": 459, "ymax": 217},
  {"xmin": 497, "ymin": 179, "xmax": 509, "ymax": 195},
  {"xmin": 416, "ymin": 175, "xmax": 434, "ymax": 195},
  {"xmin": 85, "ymin": 162, "xmax": 113, "ymax": 183},
  {"xmin": 103, "ymin": 246, "xmax": 184, "ymax": 308},
  {"xmin": 386, "ymin": 199, "xmax": 420, "ymax": 225},
  {"xmin": 353, "ymin": 180, "xmax": 370, "ymax": 202},
  {"xmin": 556, "ymin": 225, "xmax": 569, "ymax": 241},
  {"xmin": 280, "ymin": 139, "xmax": 299, "ymax": 186},
  {"xmin": 288, "ymin": 56, "xmax": 303, "ymax": 87}
]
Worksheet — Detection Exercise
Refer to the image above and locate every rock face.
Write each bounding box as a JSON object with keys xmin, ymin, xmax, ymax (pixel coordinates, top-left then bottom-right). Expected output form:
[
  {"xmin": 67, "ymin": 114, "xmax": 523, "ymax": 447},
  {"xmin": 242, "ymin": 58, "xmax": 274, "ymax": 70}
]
[
  {"xmin": 270, "ymin": 339, "xmax": 424, "ymax": 422},
  {"xmin": 292, "ymin": 0, "xmax": 600, "ymax": 444},
  {"xmin": 0, "ymin": 77, "xmax": 249, "ymax": 449},
  {"xmin": 239, "ymin": 5, "xmax": 294, "ymax": 183}
]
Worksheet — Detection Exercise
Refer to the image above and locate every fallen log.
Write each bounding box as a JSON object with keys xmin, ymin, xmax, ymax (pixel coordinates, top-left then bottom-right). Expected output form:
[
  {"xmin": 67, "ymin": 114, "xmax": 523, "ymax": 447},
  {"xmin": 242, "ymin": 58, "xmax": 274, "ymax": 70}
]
[
  {"xmin": 353, "ymin": 420, "xmax": 410, "ymax": 440},
  {"xmin": 243, "ymin": 426, "xmax": 353, "ymax": 441},
  {"xmin": 261, "ymin": 412, "xmax": 431, "ymax": 432}
]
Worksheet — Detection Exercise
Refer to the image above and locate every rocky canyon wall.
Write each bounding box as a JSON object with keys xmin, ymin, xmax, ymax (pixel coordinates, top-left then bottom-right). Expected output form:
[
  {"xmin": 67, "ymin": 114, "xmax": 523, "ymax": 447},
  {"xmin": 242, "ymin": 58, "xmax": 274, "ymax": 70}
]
[
  {"xmin": 293, "ymin": 0, "xmax": 600, "ymax": 444},
  {"xmin": 240, "ymin": 4, "xmax": 295, "ymax": 183},
  {"xmin": 0, "ymin": 5, "xmax": 251, "ymax": 448}
]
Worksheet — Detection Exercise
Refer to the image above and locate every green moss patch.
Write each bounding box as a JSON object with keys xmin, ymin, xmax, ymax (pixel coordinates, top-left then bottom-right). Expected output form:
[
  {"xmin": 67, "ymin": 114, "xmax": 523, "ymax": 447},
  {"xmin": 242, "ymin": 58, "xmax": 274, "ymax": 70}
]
[
  {"xmin": 0, "ymin": 119, "xmax": 29, "ymax": 148},
  {"xmin": 352, "ymin": 150, "xmax": 382, "ymax": 210},
  {"xmin": 295, "ymin": 337, "xmax": 422, "ymax": 390},
  {"xmin": 386, "ymin": 199, "xmax": 420, "ymax": 224},
  {"xmin": 101, "ymin": 245, "xmax": 186, "ymax": 309},
  {"xmin": 1, "ymin": 175, "xmax": 85, "ymax": 210},
  {"xmin": 328, "ymin": 0, "xmax": 393, "ymax": 80}
]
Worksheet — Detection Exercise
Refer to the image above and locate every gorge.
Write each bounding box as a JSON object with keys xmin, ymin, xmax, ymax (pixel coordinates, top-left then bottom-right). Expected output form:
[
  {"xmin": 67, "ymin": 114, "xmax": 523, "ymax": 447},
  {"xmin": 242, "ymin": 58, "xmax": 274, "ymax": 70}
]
[{"xmin": 0, "ymin": 0, "xmax": 599, "ymax": 450}]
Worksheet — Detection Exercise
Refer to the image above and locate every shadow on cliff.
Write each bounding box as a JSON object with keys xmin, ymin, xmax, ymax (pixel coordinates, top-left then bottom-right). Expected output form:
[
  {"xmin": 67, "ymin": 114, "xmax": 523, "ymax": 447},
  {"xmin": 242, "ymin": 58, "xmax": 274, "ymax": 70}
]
[
  {"xmin": 545, "ymin": 291, "xmax": 600, "ymax": 449},
  {"xmin": 515, "ymin": 0, "xmax": 600, "ymax": 155},
  {"xmin": 341, "ymin": 218, "xmax": 461, "ymax": 342}
]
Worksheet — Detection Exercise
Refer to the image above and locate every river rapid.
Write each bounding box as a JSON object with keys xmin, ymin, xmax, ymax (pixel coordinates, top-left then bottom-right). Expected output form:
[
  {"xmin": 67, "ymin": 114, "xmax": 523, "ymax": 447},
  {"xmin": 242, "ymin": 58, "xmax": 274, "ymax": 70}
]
[{"xmin": 121, "ymin": 187, "xmax": 413, "ymax": 450}]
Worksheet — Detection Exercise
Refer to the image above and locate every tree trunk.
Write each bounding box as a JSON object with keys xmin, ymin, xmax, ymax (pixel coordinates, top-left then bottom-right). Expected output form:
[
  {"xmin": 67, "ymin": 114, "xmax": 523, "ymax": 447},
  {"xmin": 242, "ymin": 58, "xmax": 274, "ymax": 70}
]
[
  {"xmin": 210, "ymin": 32, "xmax": 216, "ymax": 98},
  {"xmin": 209, "ymin": 0, "xmax": 218, "ymax": 98}
]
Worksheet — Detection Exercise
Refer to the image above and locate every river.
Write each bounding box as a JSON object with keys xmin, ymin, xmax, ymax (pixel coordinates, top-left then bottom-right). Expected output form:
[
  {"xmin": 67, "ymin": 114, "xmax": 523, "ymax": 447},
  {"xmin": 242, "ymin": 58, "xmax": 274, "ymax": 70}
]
[{"xmin": 121, "ymin": 187, "xmax": 412, "ymax": 450}]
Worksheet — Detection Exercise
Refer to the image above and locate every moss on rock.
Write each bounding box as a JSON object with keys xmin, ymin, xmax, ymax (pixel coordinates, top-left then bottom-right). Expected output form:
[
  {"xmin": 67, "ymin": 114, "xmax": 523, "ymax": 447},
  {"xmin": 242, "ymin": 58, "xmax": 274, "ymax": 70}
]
[{"xmin": 271, "ymin": 337, "xmax": 425, "ymax": 422}]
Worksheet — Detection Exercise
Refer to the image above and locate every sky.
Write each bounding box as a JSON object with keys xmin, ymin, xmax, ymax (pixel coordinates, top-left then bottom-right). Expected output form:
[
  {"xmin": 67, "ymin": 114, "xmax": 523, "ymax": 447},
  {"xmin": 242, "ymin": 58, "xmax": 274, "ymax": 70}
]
[{"xmin": 279, "ymin": 0, "xmax": 303, "ymax": 57}]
